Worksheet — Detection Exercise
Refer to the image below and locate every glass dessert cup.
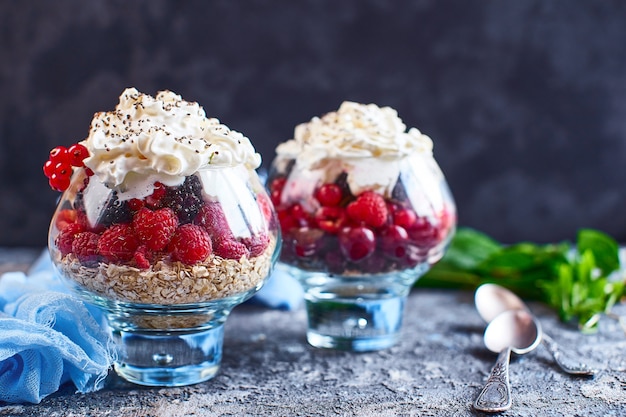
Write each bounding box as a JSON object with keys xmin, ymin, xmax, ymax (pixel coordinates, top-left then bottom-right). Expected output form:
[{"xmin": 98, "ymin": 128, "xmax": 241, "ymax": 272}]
[
  {"xmin": 268, "ymin": 153, "xmax": 456, "ymax": 351},
  {"xmin": 48, "ymin": 165, "xmax": 280, "ymax": 386}
]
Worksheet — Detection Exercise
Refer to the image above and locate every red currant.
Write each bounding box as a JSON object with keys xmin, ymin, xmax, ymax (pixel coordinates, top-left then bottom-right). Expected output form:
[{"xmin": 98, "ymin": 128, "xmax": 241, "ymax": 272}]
[
  {"xmin": 43, "ymin": 160, "xmax": 55, "ymax": 178},
  {"xmin": 49, "ymin": 146, "xmax": 70, "ymax": 164},
  {"xmin": 68, "ymin": 143, "xmax": 89, "ymax": 167},
  {"xmin": 53, "ymin": 162, "xmax": 73, "ymax": 178},
  {"xmin": 49, "ymin": 173, "xmax": 71, "ymax": 192}
]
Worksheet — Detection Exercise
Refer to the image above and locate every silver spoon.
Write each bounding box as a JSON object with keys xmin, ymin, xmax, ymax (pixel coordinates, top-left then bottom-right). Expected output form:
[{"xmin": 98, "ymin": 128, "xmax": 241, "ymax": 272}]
[
  {"xmin": 475, "ymin": 283, "xmax": 596, "ymax": 376},
  {"xmin": 474, "ymin": 309, "xmax": 542, "ymax": 413}
]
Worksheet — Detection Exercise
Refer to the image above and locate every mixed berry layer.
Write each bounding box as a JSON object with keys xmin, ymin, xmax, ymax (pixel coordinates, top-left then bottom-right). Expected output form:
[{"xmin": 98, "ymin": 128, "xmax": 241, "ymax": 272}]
[
  {"xmin": 53, "ymin": 173, "xmax": 271, "ymax": 269},
  {"xmin": 270, "ymin": 172, "xmax": 454, "ymax": 275}
]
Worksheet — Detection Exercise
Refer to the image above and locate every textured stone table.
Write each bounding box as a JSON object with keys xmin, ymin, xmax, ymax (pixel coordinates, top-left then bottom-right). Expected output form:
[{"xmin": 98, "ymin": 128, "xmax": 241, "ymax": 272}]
[{"xmin": 1, "ymin": 250, "xmax": 625, "ymax": 416}]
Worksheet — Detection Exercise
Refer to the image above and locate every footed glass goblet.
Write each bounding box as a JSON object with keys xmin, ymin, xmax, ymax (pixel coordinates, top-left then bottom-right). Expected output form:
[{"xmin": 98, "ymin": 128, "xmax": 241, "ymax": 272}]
[
  {"xmin": 48, "ymin": 164, "xmax": 280, "ymax": 386},
  {"xmin": 268, "ymin": 152, "xmax": 455, "ymax": 351}
]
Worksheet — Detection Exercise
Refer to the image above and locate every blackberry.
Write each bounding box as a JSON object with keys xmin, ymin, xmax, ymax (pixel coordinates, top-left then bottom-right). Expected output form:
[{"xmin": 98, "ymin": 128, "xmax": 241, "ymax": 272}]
[
  {"xmin": 391, "ymin": 176, "xmax": 408, "ymax": 202},
  {"xmin": 97, "ymin": 192, "xmax": 133, "ymax": 227},
  {"xmin": 162, "ymin": 175, "xmax": 203, "ymax": 223}
]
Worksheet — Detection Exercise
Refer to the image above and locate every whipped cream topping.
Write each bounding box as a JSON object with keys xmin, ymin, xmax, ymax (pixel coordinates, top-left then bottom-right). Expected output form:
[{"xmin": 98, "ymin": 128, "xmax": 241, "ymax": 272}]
[
  {"xmin": 276, "ymin": 101, "xmax": 433, "ymax": 163},
  {"xmin": 82, "ymin": 88, "xmax": 261, "ymax": 191},
  {"xmin": 275, "ymin": 101, "xmax": 435, "ymax": 196}
]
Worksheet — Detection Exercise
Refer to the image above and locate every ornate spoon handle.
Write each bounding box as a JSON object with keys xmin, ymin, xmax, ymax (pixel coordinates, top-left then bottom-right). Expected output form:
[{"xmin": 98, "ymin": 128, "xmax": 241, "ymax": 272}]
[
  {"xmin": 473, "ymin": 347, "xmax": 512, "ymax": 413},
  {"xmin": 542, "ymin": 333, "xmax": 595, "ymax": 376}
]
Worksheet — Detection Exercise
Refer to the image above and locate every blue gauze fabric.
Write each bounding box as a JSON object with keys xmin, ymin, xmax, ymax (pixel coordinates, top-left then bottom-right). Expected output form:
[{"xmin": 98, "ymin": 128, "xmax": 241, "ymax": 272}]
[
  {"xmin": 0, "ymin": 251, "xmax": 302, "ymax": 404},
  {"xmin": 0, "ymin": 254, "xmax": 116, "ymax": 404}
]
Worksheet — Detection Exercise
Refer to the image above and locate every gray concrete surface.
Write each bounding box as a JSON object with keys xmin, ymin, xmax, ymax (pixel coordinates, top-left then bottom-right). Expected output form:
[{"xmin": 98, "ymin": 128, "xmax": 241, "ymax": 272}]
[{"xmin": 1, "ymin": 283, "xmax": 625, "ymax": 417}]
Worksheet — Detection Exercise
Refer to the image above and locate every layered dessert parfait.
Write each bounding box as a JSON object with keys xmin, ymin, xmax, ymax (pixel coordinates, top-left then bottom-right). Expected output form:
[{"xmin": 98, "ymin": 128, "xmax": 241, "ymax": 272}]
[
  {"xmin": 45, "ymin": 88, "xmax": 278, "ymax": 306},
  {"xmin": 268, "ymin": 101, "xmax": 455, "ymax": 277}
]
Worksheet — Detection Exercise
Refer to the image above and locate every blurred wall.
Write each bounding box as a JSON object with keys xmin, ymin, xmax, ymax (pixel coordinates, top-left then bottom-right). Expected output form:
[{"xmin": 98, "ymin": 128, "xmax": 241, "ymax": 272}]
[{"xmin": 1, "ymin": 0, "xmax": 625, "ymax": 247}]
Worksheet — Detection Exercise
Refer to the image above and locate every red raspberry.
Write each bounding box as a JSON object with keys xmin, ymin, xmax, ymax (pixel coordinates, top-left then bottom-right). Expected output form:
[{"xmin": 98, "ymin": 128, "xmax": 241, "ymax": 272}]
[
  {"xmin": 314, "ymin": 183, "xmax": 343, "ymax": 207},
  {"xmin": 54, "ymin": 209, "xmax": 78, "ymax": 231},
  {"xmin": 145, "ymin": 182, "xmax": 167, "ymax": 208},
  {"xmin": 133, "ymin": 245, "xmax": 152, "ymax": 270},
  {"xmin": 168, "ymin": 224, "xmax": 212, "ymax": 265},
  {"xmin": 241, "ymin": 232, "xmax": 270, "ymax": 257},
  {"xmin": 346, "ymin": 191, "xmax": 389, "ymax": 228},
  {"xmin": 98, "ymin": 223, "xmax": 139, "ymax": 262},
  {"xmin": 71, "ymin": 231, "xmax": 100, "ymax": 266},
  {"xmin": 132, "ymin": 207, "xmax": 178, "ymax": 251},
  {"xmin": 55, "ymin": 222, "xmax": 85, "ymax": 255},
  {"xmin": 213, "ymin": 236, "xmax": 250, "ymax": 260},
  {"xmin": 256, "ymin": 193, "xmax": 274, "ymax": 223},
  {"xmin": 194, "ymin": 201, "xmax": 233, "ymax": 240}
]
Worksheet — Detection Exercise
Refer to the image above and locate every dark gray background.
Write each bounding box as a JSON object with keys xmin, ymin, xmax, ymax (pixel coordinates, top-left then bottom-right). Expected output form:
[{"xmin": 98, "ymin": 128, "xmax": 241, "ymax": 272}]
[{"xmin": 1, "ymin": 0, "xmax": 625, "ymax": 247}]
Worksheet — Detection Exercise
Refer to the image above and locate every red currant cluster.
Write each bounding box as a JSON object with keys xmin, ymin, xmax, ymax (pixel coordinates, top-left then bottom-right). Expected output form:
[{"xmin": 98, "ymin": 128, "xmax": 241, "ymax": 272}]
[{"xmin": 43, "ymin": 144, "xmax": 91, "ymax": 191}]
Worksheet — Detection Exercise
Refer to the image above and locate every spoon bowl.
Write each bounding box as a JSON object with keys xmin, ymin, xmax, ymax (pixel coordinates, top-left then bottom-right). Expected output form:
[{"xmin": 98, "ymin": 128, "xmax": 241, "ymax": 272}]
[
  {"xmin": 475, "ymin": 283, "xmax": 596, "ymax": 376},
  {"xmin": 484, "ymin": 309, "xmax": 542, "ymax": 355},
  {"xmin": 473, "ymin": 309, "xmax": 542, "ymax": 413}
]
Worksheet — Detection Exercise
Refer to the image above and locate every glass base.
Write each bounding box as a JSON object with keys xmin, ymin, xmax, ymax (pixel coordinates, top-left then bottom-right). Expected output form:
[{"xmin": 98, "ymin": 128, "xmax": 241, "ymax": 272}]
[
  {"xmin": 305, "ymin": 294, "xmax": 405, "ymax": 352},
  {"xmin": 111, "ymin": 325, "xmax": 224, "ymax": 387}
]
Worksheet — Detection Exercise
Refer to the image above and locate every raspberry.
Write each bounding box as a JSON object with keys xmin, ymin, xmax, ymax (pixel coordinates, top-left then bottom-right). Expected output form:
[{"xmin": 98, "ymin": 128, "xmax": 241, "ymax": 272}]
[
  {"xmin": 133, "ymin": 245, "xmax": 152, "ymax": 270},
  {"xmin": 132, "ymin": 207, "xmax": 178, "ymax": 251},
  {"xmin": 54, "ymin": 209, "xmax": 78, "ymax": 231},
  {"xmin": 194, "ymin": 201, "xmax": 233, "ymax": 240},
  {"xmin": 98, "ymin": 223, "xmax": 139, "ymax": 262},
  {"xmin": 168, "ymin": 224, "xmax": 212, "ymax": 265},
  {"xmin": 346, "ymin": 191, "xmax": 389, "ymax": 228},
  {"xmin": 314, "ymin": 183, "xmax": 343, "ymax": 207},
  {"xmin": 145, "ymin": 182, "xmax": 167, "ymax": 208},
  {"xmin": 256, "ymin": 193, "xmax": 274, "ymax": 223},
  {"xmin": 213, "ymin": 236, "xmax": 250, "ymax": 260},
  {"xmin": 241, "ymin": 232, "xmax": 270, "ymax": 257},
  {"xmin": 55, "ymin": 222, "xmax": 85, "ymax": 255},
  {"xmin": 71, "ymin": 231, "xmax": 100, "ymax": 266}
]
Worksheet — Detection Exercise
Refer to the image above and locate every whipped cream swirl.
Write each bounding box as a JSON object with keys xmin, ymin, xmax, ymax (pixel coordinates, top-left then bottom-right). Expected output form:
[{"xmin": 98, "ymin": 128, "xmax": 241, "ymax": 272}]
[
  {"xmin": 82, "ymin": 88, "xmax": 261, "ymax": 190},
  {"xmin": 276, "ymin": 101, "xmax": 433, "ymax": 166},
  {"xmin": 275, "ymin": 101, "xmax": 435, "ymax": 197}
]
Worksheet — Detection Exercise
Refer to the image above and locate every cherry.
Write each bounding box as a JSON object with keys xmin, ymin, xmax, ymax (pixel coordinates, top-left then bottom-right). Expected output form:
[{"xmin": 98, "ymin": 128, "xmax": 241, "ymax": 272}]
[
  {"xmin": 380, "ymin": 224, "xmax": 409, "ymax": 259},
  {"xmin": 292, "ymin": 227, "xmax": 324, "ymax": 257},
  {"xmin": 338, "ymin": 226, "xmax": 376, "ymax": 262},
  {"xmin": 393, "ymin": 207, "xmax": 418, "ymax": 229},
  {"xmin": 407, "ymin": 217, "xmax": 440, "ymax": 248},
  {"xmin": 314, "ymin": 183, "xmax": 343, "ymax": 207},
  {"xmin": 314, "ymin": 206, "xmax": 346, "ymax": 234}
]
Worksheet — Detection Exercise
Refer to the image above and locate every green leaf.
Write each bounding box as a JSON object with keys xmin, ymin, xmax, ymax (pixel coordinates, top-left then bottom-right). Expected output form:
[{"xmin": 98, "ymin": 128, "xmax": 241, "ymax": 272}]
[
  {"xmin": 419, "ymin": 226, "xmax": 624, "ymax": 332},
  {"xmin": 577, "ymin": 229, "xmax": 620, "ymax": 275}
]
